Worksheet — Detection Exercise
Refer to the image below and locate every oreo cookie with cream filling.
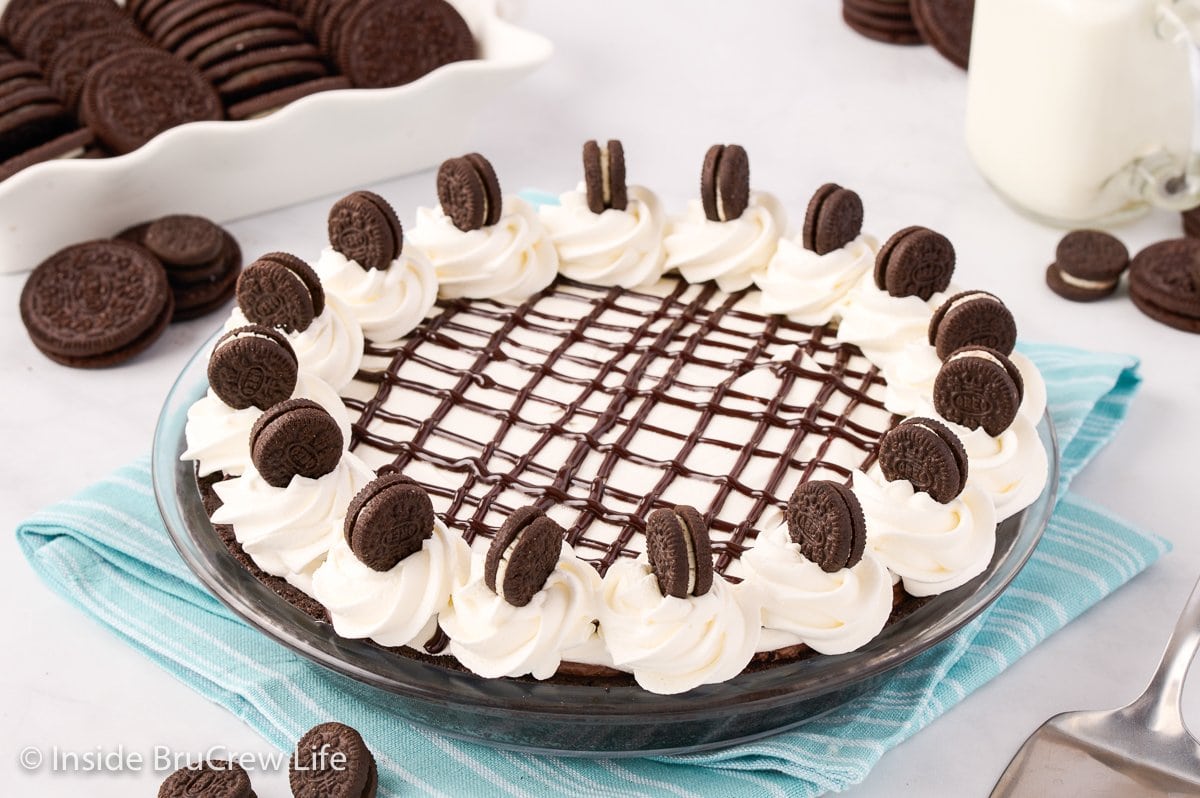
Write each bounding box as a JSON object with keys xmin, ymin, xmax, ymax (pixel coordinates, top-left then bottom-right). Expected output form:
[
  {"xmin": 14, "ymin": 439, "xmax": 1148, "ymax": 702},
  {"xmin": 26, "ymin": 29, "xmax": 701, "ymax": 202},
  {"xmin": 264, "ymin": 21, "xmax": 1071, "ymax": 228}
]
[
  {"xmin": 1046, "ymin": 229, "xmax": 1129, "ymax": 302},
  {"xmin": 874, "ymin": 225, "xmax": 955, "ymax": 300},
  {"xmin": 786, "ymin": 480, "xmax": 867, "ymax": 573},
  {"xmin": 700, "ymin": 143, "xmax": 750, "ymax": 222},
  {"xmin": 289, "ymin": 721, "xmax": 377, "ymax": 798},
  {"xmin": 1127, "ymin": 238, "xmax": 1200, "ymax": 330},
  {"xmin": 158, "ymin": 759, "xmax": 256, "ymax": 798},
  {"xmin": 249, "ymin": 398, "xmax": 343, "ymax": 488},
  {"xmin": 484, "ymin": 506, "xmax": 564, "ymax": 607},
  {"xmin": 235, "ymin": 251, "xmax": 324, "ymax": 333},
  {"xmin": 877, "ymin": 417, "xmax": 968, "ymax": 503},
  {"xmin": 927, "ymin": 289, "xmax": 1017, "ymax": 360},
  {"xmin": 645, "ymin": 505, "xmax": 713, "ymax": 598},
  {"xmin": 437, "ymin": 152, "xmax": 502, "ymax": 232},
  {"xmin": 802, "ymin": 182, "xmax": 864, "ymax": 255},
  {"xmin": 582, "ymin": 138, "xmax": 627, "ymax": 213},
  {"xmin": 344, "ymin": 474, "xmax": 435, "ymax": 571},
  {"xmin": 328, "ymin": 190, "xmax": 403, "ymax": 271},
  {"xmin": 933, "ymin": 345, "xmax": 1024, "ymax": 436},
  {"xmin": 207, "ymin": 324, "xmax": 298, "ymax": 410}
]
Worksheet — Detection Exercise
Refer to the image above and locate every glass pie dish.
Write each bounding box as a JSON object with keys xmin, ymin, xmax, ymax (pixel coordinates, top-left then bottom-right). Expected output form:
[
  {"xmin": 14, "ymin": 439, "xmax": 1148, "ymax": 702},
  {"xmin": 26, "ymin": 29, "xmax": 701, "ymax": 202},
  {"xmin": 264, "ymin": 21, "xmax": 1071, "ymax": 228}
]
[{"xmin": 152, "ymin": 332, "xmax": 1059, "ymax": 757}]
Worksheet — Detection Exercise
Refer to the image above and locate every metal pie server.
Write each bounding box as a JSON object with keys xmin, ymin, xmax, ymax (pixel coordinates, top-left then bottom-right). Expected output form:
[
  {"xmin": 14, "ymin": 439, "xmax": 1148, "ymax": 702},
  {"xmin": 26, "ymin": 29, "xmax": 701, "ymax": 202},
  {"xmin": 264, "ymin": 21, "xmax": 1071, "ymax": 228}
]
[{"xmin": 991, "ymin": 575, "xmax": 1200, "ymax": 797}]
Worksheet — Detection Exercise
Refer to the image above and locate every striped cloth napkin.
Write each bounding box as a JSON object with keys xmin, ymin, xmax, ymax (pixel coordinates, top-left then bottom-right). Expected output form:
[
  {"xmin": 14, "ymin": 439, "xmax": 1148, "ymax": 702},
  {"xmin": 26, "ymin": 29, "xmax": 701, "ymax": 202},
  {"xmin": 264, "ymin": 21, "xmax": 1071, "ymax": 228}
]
[{"xmin": 17, "ymin": 342, "xmax": 1167, "ymax": 798}]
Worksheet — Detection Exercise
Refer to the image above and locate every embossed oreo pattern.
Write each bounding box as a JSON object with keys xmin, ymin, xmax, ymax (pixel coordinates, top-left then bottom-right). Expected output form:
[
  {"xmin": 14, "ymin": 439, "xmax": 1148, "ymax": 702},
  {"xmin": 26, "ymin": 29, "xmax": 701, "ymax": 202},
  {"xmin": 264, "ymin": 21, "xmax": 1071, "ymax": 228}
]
[
  {"xmin": 289, "ymin": 722, "xmax": 375, "ymax": 798},
  {"xmin": 327, "ymin": 190, "xmax": 403, "ymax": 271},
  {"xmin": 485, "ymin": 506, "xmax": 564, "ymax": 607},
  {"xmin": 933, "ymin": 346, "xmax": 1023, "ymax": 436},
  {"xmin": 208, "ymin": 324, "xmax": 298, "ymax": 410},
  {"xmin": 786, "ymin": 480, "xmax": 866, "ymax": 573},
  {"xmin": 249, "ymin": 398, "xmax": 343, "ymax": 488},
  {"xmin": 877, "ymin": 417, "xmax": 968, "ymax": 503},
  {"xmin": 344, "ymin": 474, "xmax": 435, "ymax": 571}
]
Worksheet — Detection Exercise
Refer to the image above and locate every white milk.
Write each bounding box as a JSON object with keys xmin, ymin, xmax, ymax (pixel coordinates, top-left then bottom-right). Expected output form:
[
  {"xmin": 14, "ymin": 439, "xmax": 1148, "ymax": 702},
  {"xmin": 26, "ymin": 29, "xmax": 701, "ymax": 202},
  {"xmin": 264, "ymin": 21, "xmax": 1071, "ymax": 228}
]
[{"xmin": 966, "ymin": 0, "xmax": 1195, "ymax": 225}]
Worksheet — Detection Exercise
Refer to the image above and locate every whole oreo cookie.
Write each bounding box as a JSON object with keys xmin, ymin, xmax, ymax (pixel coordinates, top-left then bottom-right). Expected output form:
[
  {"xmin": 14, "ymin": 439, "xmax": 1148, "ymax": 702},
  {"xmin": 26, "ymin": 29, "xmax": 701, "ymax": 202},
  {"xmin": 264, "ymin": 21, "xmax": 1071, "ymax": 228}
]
[
  {"xmin": 786, "ymin": 480, "xmax": 867, "ymax": 573},
  {"xmin": 928, "ymin": 290, "xmax": 1017, "ymax": 360},
  {"xmin": 645, "ymin": 505, "xmax": 713, "ymax": 598},
  {"xmin": 344, "ymin": 473, "xmax": 435, "ymax": 571},
  {"xmin": 582, "ymin": 138, "xmax": 627, "ymax": 214},
  {"xmin": 877, "ymin": 417, "xmax": 968, "ymax": 503},
  {"xmin": 144, "ymin": 214, "xmax": 225, "ymax": 267},
  {"xmin": 327, "ymin": 190, "xmax": 403, "ymax": 271},
  {"xmin": 249, "ymin": 398, "xmax": 343, "ymax": 488},
  {"xmin": 207, "ymin": 324, "xmax": 298, "ymax": 410},
  {"xmin": 290, "ymin": 721, "xmax": 377, "ymax": 798},
  {"xmin": 874, "ymin": 225, "xmax": 956, "ymax": 300},
  {"xmin": 20, "ymin": 239, "xmax": 172, "ymax": 368},
  {"xmin": 235, "ymin": 251, "xmax": 324, "ymax": 333},
  {"xmin": 11, "ymin": 0, "xmax": 134, "ymax": 68},
  {"xmin": 158, "ymin": 760, "xmax": 255, "ymax": 798},
  {"xmin": 484, "ymin": 506, "xmax": 564, "ymax": 607},
  {"xmin": 700, "ymin": 143, "xmax": 750, "ymax": 222},
  {"xmin": 933, "ymin": 346, "xmax": 1024, "ymax": 436},
  {"xmin": 437, "ymin": 152, "xmax": 502, "ymax": 232},
  {"xmin": 910, "ymin": 0, "xmax": 974, "ymax": 69},
  {"xmin": 80, "ymin": 47, "xmax": 223, "ymax": 155},
  {"xmin": 802, "ymin": 182, "xmax": 864, "ymax": 255},
  {"xmin": 1046, "ymin": 229, "xmax": 1129, "ymax": 302},
  {"xmin": 1128, "ymin": 238, "xmax": 1200, "ymax": 333},
  {"xmin": 46, "ymin": 28, "xmax": 147, "ymax": 112},
  {"xmin": 334, "ymin": 0, "xmax": 474, "ymax": 89}
]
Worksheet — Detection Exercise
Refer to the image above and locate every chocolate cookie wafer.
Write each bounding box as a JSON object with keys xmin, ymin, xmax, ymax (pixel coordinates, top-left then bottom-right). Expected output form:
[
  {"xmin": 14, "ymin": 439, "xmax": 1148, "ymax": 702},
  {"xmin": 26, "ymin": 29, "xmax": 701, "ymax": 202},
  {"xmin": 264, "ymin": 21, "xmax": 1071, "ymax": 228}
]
[
  {"xmin": 158, "ymin": 760, "xmax": 256, "ymax": 798},
  {"xmin": 803, "ymin": 182, "xmax": 864, "ymax": 254},
  {"xmin": 645, "ymin": 505, "xmax": 713, "ymax": 598},
  {"xmin": 928, "ymin": 290, "xmax": 1017, "ymax": 359},
  {"xmin": 249, "ymin": 398, "xmax": 344, "ymax": 487},
  {"xmin": 842, "ymin": 0, "xmax": 924, "ymax": 46},
  {"xmin": 877, "ymin": 417, "xmax": 967, "ymax": 502},
  {"xmin": 344, "ymin": 474, "xmax": 435, "ymax": 570},
  {"xmin": 10, "ymin": 0, "xmax": 134, "ymax": 69},
  {"xmin": 485, "ymin": 506, "xmax": 564, "ymax": 607},
  {"xmin": 786, "ymin": 480, "xmax": 867, "ymax": 573},
  {"xmin": 875, "ymin": 225, "xmax": 956, "ymax": 299}
]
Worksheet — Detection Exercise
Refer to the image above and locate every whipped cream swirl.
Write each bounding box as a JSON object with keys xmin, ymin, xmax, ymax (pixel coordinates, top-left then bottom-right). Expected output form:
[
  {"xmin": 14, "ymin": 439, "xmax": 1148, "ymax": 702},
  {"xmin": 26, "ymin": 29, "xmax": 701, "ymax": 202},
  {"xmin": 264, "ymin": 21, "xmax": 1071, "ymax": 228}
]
[
  {"xmin": 539, "ymin": 184, "xmax": 666, "ymax": 287},
  {"xmin": 407, "ymin": 196, "xmax": 558, "ymax": 304},
  {"xmin": 211, "ymin": 453, "xmax": 375, "ymax": 589},
  {"xmin": 741, "ymin": 523, "xmax": 893, "ymax": 655},
  {"xmin": 597, "ymin": 557, "xmax": 762, "ymax": 694},
  {"xmin": 313, "ymin": 246, "xmax": 438, "ymax": 346},
  {"xmin": 663, "ymin": 192, "xmax": 786, "ymax": 293},
  {"xmin": 835, "ymin": 274, "xmax": 958, "ymax": 374},
  {"xmin": 946, "ymin": 415, "xmax": 1048, "ymax": 521},
  {"xmin": 312, "ymin": 519, "xmax": 471, "ymax": 648},
  {"xmin": 225, "ymin": 295, "xmax": 364, "ymax": 392},
  {"xmin": 1011, "ymin": 351, "xmax": 1048, "ymax": 423},
  {"xmin": 853, "ymin": 468, "xmax": 997, "ymax": 597},
  {"xmin": 755, "ymin": 234, "xmax": 877, "ymax": 325},
  {"xmin": 439, "ymin": 542, "xmax": 601, "ymax": 679},
  {"xmin": 181, "ymin": 373, "xmax": 351, "ymax": 478}
]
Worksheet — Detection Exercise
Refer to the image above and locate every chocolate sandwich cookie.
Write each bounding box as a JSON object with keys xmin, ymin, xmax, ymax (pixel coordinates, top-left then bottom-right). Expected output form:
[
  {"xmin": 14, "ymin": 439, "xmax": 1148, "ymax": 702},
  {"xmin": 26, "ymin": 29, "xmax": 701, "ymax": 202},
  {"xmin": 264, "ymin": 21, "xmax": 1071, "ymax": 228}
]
[
  {"xmin": 877, "ymin": 417, "xmax": 968, "ymax": 503},
  {"xmin": 1128, "ymin": 238, "xmax": 1200, "ymax": 334},
  {"xmin": 158, "ymin": 760, "xmax": 256, "ymax": 798},
  {"xmin": 327, "ymin": 190, "xmax": 404, "ymax": 270},
  {"xmin": 582, "ymin": 138, "xmax": 627, "ymax": 213},
  {"xmin": 216, "ymin": 58, "xmax": 330, "ymax": 105},
  {"xmin": 0, "ymin": 0, "xmax": 46, "ymax": 38},
  {"xmin": 437, "ymin": 152, "xmax": 502, "ymax": 232},
  {"xmin": 20, "ymin": 239, "xmax": 173, "ymax": 368},
  {"xmin": 933, "ymin": 345, "xmax": 1024, "ymax": 435},
  {"xmin": 700, "ymin": 143, "xmax": 750, "ymax": 222},
  {"xmin": 144, "ymin": 214, "xmax": 225, "ymax": 267},
  {"xmin": 344, "ymin": 474, "xmax": 435, "ymax": 571},
  {"xmin": 484, "ymin": 506, "xmax": 564, "ymax": 607},
  {"xmin": 0, "ymin": 100, "xmax": 76, "ymax": 164},
  {"xmin": 80, "ymin": 47, "xmax": 224, "ymax": 155},
  {"xmin": 0, "ymin": 126, "xmax": 92, "ymax": 182},
  {"xmin": 201, "ymin": 42, "xmax": 323, "ymax": 84},
  {"xmin": 333, "ymin": 0, "xmax": 475, "ymax": 89},
  {"xmin": 786, "ymin": 480, "xmax": 867, "ymax": 573},
  {"xmin": 290, "ymin": 722, "xmax": 377, "ymax": 798},
  {"xmin": 645, "ymin": 505, "xmax": 713, "ymax": 598},
  {"xmin": 928, "ymin": 290, "xmax": 1017, "ymax": 360},
  {"xmin": 45, "ymin": 29, "xmax": 147, "ymax": 112},
  {"xmin": 803, "ymin": 182, "xmax": 864, "ymax": 255},
  {"xmin": 190, "ymin": 26, "xmax": 309, "ymax": 72},
  {"xmin": 910, "ymin": 0, "xmax": 975, "ymax": 69},
  {"xmin": 841, "ymin": 2, "xmax": 924, "ymax": 46},
  {"xmin": 249, "ymin": 398, "xmax": 343, "ymax": 487},
  {"xmin": 1046, "ymin": 229, "xmax": 1129, "ymax": 302},
  {"xmin": 207, "ymin": 324, "xmax": 298, "ymax": 410},
  {"xmin": 10, "ymin": 0, "xmax": 134, "ymax": 68},
  {"xmin": 874, "ymin": 225, "xmax": 955, "ymax": 300},
  {"xmin": 225, "ymin": 75, "xmax": 350, "ymax": 120},
  {"xmin": 173, "ymin": 9, "xmax": 303, "ymax": 63},
  {"xmin": 236, "ymin": 251, "xmax": 324, "ymax": 332}
]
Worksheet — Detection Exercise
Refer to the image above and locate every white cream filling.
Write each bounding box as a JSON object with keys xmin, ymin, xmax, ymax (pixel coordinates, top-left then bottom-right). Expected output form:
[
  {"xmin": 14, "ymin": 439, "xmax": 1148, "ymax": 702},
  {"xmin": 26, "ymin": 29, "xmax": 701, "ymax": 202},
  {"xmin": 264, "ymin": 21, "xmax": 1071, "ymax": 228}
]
[
  {"xmin": 600, "ymin": 146, "xmax": 612, "ymax": 206},
  {"xmin": 1058, "ymin": 269, "xmax": 1117, "ymax": 290},
  {"xmin": 948, "ymin": 347, "xmax": 1008, "ymax": 370},
  {"xmin": 494, "ymin": 535, "xmax": 521, "ymax": 603},
  {"xmin": 680, "ymin": 512, "xmax": 698, "ymax": 596}
]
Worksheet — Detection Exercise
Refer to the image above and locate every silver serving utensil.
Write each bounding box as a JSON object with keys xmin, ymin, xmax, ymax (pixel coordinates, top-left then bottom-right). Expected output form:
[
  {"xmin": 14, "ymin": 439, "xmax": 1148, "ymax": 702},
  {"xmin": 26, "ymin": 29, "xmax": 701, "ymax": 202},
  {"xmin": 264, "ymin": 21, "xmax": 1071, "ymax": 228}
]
[{"xmin": 991, "ymin": 575, "xmax": 1200, "ymax": 797}]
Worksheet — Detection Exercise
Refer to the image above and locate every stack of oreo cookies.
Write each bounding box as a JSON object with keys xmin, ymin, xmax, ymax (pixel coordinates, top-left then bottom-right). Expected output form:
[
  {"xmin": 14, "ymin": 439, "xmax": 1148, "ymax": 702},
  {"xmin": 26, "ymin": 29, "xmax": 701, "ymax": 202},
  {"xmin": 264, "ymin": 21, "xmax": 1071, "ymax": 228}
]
[
  {"xmin": 121, "ymin": 215, "xmax": 244, "ymax": 321},
  {"xmin": 841, "ymin": 0, "xmax": 976, "ymax": 70},
  {"xmin": 841, "ymin": 0, "xmax": 922, "ymax": 46},
  {"xmin": 1128, "ymin": 239, "xmax": 1200, "ymax": 334}
]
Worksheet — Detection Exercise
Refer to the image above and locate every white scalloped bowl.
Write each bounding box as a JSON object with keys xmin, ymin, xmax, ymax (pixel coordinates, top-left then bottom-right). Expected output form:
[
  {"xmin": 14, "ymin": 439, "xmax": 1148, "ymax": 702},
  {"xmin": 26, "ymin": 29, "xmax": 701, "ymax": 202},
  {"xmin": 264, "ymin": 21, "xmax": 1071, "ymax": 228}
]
[{"xmin": 0, "ymin": 0, "xmax": 552, "ymax": 273}]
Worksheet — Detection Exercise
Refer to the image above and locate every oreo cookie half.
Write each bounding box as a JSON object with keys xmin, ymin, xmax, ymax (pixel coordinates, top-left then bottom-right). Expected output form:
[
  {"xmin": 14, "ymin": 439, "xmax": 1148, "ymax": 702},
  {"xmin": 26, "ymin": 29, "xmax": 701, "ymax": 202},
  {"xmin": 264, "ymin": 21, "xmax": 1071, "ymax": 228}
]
[
  {"xmin": 327, "ymin": 190, "xmax": 403, "ymax": 271},
  {"xmin": 437, "ymin": 152, "xmax": 502, "ymax": 232},
  {"xmin": 207, "ymin": 324, "xmax": 298, "ymax": 410},
  {"xmin": 933, "ymin": 346, "xmax": 1024, "ymax": 436},
  {"xmin": 235, "ymin": 251, "xmax": 325, "ymax": 333},
  {"xmin": 874, "ymin": 225, "xmax": 956, "ymax": 300},
  {"xmin": 582, "ymin": 138, "xmax": 627, "ymax": 213},
  {"xmin": 484, "ymin": 506, "xmax": 564, "ymax": 607},
  {"xmin": 344, "ymin": 473, "xmax": 435, "ymax": 571},
  {"xmin": 289, "ymin": 721, "xmax": 377, "ymax": 798},
  {"xmin": 700, "ymin": 143, "xmax": 750, "ymax": 222},
  {"xmin": 249, "ymin": 398, "xmax": 343, "ymax": 488},
  {"xmin": 1046, "ymin": 229, "xmax": 1129, "ymax": 302},
  {"xmin": 158, "ymin": 760, "xmax": 255, "ymax": 798},
  {"xmin": 928, "ymin": 290, "xmax": 1017, "ymax": 360},
  {"xmin": 802, "ymin": 182, "xmax": 864, "ymax": 255},
  {"xmin": 645, "ymin": 504, "xmax": 714, "ymax": 598},
  {"xmin": 877, "ymin": 417, "xmax": 968, "ymax": 503},
  {"xmin": 786, "ymin": 480, "xmax": 867, "ymax": 573}
]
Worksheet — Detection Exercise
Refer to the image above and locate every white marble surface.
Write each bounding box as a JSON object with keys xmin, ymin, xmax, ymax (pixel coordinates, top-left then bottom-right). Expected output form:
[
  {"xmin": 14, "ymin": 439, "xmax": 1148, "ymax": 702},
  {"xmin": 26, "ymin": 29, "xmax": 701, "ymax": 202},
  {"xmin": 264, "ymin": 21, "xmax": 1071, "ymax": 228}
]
[{"xmin": 2, "ymin": 3, "xmax": 1199, "ymax": 796}]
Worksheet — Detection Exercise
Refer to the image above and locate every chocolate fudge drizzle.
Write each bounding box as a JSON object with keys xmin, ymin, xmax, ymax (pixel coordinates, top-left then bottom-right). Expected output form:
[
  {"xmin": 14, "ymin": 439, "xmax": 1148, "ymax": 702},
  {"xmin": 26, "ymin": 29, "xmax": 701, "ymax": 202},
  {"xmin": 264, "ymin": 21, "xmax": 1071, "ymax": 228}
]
[{"xmin": 346, "ymin": 277, "xmax": 896, "ymax": 577}]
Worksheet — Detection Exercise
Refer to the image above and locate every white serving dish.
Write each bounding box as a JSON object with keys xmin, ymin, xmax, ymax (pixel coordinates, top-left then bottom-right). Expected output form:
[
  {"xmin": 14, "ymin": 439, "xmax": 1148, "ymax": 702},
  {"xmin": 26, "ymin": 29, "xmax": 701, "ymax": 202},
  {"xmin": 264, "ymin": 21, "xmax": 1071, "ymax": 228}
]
[{"xmin": 0, "ymin": 0, "xmax": 551, "ymax": 273}]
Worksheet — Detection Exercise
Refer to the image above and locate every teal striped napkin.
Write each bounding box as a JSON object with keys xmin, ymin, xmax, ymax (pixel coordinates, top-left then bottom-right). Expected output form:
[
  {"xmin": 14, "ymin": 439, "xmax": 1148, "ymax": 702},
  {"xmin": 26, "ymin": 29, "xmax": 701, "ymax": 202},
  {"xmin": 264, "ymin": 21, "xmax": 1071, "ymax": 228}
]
[{"xmin": 17, "ymin": 343, "xmax": 1166, "ymax": 798}]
